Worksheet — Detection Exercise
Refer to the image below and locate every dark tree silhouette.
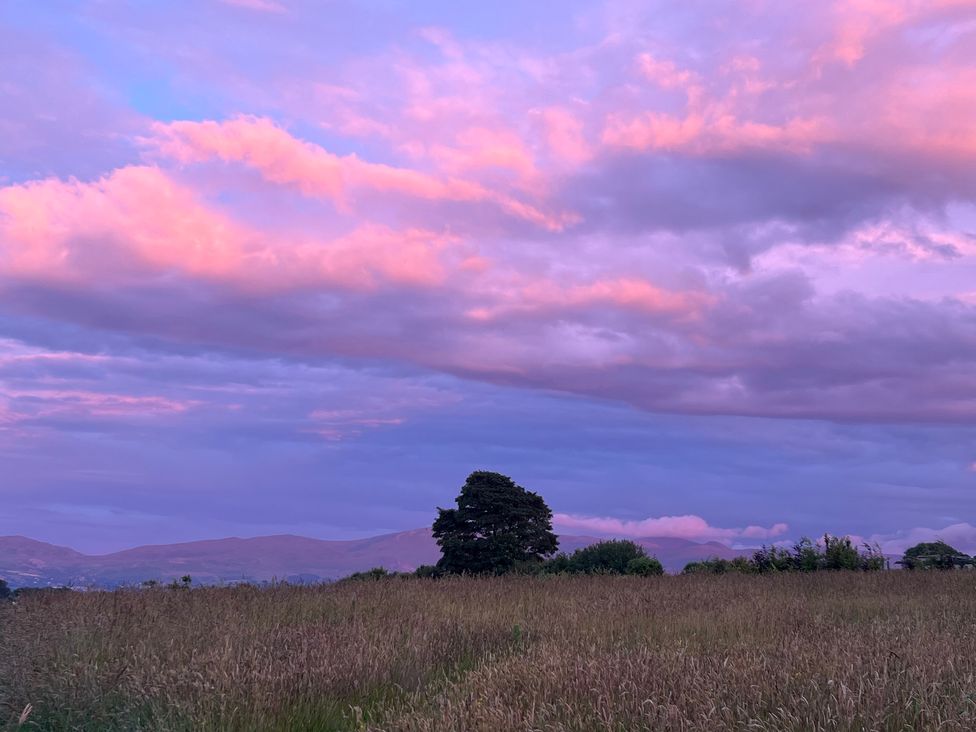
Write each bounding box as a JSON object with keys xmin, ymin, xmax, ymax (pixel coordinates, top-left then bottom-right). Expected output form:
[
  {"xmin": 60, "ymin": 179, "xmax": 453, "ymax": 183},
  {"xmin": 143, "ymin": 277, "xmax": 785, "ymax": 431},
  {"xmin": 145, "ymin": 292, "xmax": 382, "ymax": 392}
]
[{"xmin": 433, "ymin": 471, "xmax": 558, "ymax": 574}]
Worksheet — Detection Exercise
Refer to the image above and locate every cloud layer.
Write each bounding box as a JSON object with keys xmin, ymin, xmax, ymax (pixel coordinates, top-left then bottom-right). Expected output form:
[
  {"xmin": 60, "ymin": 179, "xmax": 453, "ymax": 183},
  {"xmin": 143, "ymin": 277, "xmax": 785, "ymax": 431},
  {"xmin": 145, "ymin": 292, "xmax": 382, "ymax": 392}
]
[{"xmin": 1, "ymin": 0, "xmax": 975, "ymax": 549}]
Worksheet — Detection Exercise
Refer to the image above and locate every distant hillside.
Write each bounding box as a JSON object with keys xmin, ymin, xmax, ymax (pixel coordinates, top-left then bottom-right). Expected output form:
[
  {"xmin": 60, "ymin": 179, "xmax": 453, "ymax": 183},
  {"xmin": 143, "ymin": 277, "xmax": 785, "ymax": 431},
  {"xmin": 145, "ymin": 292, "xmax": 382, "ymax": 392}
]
[{"xmin": 0, "ymin": 530, "xmax": 746, "ymax": 587}]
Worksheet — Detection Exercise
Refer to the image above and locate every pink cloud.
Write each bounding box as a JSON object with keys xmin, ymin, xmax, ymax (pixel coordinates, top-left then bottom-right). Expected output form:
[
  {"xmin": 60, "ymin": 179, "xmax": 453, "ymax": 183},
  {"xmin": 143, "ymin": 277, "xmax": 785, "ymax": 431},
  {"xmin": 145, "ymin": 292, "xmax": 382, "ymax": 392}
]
[
  {"xmin": 466, "ymin": 277, "xmax": 714, "ymax": 322},
  {"xmin": 7, "ymin": 389, "xmax": 196, "ymax": 419},
  {"xmin": 0, "ymin": 165, "xmax": 247, "ymax": 281},
  {"xmin": 535, "ymin": 107, "xmax": 592, "ymax": 166},
  {"xmin": 817, "ymin": 0, "xmax": 976, "ymax": 68},
  {"xmin": 149, "ymin": 116, "xmax": 574, "ymax": 230},
  {"xmin": 873, "ymin": 67, "xmax": 976, "ymax": 158},
  {"xmin": 0, "ymin": 339, "xmax": 113, "ymax": 368},
  {"xmin": 431, "ymin": 126, "xmax": 538, "ymax": 181},
  {"xmin": 871, "ymin": 522, "xmax": 976, "ymax": 555},
  {"xmin": 602, "ymin": 111, "xmax": 828, "ymax": 155},
  {"xmin": 0, "ymin": 166, "xmax": 465, "ymax": 291},
  {"xmin": 553, "ymin": 512, "xmax": 789, "ymax": 544},
  {"xmin": 636, "ymin": 53, "xmax": 701, "ymax": 98},
  {"xmin": 602, "ymin": 112, "xmax": 705, "ymax": 152},
  {"xmin": 218, "ymin": 0, "xmax": 287, "ymax": 13},
  {"xmin": 818, "ymin": 0, "xmax": 911, "ymax": 66}
]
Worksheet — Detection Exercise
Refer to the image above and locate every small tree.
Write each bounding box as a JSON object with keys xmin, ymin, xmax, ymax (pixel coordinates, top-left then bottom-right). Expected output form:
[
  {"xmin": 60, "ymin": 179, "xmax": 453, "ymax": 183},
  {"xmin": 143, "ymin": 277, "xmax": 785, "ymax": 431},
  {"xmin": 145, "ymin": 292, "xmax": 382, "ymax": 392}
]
[
  {"xmin": 0, "ymin": 579, "xmax": 11, "ymax": 601},
  {"xmin": 898, "ymin": 541, "xmax": 971, "ymax": 570},
  {"xmin": 433, "ymin": 471, "xmax": 558, "ymax": 574}
]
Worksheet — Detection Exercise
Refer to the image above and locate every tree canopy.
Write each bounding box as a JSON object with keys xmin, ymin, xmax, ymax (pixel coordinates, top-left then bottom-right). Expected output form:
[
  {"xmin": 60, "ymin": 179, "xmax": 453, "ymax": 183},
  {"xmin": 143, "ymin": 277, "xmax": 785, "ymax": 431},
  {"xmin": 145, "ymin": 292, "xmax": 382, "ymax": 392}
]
[
  {"xmin": 898, "ymin": 541, "xmax": 972, "ymax": 570},
  {"xmin": 432, "ymin": 471, "xmax": 558, "ymax": 574}
]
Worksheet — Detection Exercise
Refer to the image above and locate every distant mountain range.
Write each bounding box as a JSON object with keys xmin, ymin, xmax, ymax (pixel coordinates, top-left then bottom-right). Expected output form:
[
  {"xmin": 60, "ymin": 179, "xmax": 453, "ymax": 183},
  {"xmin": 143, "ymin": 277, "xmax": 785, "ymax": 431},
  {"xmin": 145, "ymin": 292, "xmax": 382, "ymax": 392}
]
[{"xmin": 0, "ymin": 530, "xmax": 746, "ymax": 587}]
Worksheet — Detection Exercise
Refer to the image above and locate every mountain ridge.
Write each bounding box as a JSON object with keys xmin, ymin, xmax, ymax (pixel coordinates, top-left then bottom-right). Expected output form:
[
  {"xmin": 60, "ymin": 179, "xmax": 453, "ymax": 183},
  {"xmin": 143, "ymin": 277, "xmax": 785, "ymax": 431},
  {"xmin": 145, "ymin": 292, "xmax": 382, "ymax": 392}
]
[{"xmin": 0, "ymin": 530, "xmax": 746, "ymax": 587}]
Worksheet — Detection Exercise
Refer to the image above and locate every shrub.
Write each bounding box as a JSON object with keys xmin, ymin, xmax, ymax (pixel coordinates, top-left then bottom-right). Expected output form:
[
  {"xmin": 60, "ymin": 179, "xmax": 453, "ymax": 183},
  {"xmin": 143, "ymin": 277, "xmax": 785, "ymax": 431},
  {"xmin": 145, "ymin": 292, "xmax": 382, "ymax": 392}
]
[
  {"xmin": 566, "ymin": 540, "xmax": 646, "ymax": 574},
  {"xmin": 626, "ymin": 556, "xmax": 664, "ymax": 576},
  {"xmin": 547, "ymin": 540, "xmax": 663, "ymax": 576}
]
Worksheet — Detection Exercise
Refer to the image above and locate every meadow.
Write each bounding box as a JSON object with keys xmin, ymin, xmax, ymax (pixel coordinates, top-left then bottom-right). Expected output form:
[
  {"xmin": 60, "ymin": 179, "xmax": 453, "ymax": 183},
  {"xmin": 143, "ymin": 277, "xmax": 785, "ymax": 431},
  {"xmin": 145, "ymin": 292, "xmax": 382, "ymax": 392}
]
[{"xmin": 2, "ymin": 572, "xmax": 975, "ymax": 731}]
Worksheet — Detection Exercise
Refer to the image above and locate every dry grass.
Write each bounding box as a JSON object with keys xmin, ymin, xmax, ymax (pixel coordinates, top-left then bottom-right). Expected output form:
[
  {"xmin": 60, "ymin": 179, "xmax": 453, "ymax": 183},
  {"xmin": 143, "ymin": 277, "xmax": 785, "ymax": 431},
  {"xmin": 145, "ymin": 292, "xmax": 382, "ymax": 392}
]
[{"xmin": 2, "ymin": 572, "xmax": 975, "ymax": 731}]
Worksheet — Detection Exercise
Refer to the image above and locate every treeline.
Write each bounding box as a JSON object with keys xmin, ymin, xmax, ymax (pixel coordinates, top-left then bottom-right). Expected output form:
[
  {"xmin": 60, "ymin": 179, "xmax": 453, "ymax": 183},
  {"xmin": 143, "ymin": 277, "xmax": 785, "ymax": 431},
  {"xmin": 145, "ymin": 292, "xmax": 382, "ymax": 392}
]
[
  {"xmin": 347, "ymin": 540, "xmax": 663, "ymax": 581},
  {"xmin": 354, "ymin": 471, "xmax": 975, "ymax": 581},
  {"xmin": 684, "ymin": 538, "xmax": 974, "ymax": 575},
  {"xmin": 344, "ymin": 535, "xmax": 975, "ymax": 582},
  {"xmin": 684, "ymin": 535, "xmax": 885, "ymax": 574}
]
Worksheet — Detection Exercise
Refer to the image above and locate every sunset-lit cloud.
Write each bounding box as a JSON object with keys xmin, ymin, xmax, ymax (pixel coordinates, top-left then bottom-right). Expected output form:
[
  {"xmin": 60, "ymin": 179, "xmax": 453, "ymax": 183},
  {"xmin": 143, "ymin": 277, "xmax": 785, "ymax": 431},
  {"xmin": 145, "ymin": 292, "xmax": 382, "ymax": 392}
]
[
  {"xmin": 149, "ymin": 117, "xmax": 574, "ymax": 230},
  {"xmin": 553, "ymin": 513, "xmax": 789, "ymax": 543}
]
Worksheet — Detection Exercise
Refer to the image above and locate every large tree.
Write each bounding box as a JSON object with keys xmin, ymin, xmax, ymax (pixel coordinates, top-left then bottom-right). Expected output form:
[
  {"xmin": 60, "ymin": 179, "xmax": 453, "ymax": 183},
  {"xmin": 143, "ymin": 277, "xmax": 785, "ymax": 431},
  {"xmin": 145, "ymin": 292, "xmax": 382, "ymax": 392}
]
[{"xmin": 432, "ymin": 471, "xmax": 558, "ymax": 574}]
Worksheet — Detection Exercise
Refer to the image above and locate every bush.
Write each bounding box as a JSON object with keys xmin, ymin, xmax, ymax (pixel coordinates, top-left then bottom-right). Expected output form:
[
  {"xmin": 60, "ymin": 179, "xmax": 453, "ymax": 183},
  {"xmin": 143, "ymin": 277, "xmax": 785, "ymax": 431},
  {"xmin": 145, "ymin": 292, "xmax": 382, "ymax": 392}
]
[
  {"xmin": 543, "ymin": 540, "xmax": 664, "ymax": 576},
  {"xmin": 0, "ymin": 579, "xmax": 11, "ymax": 601},
  {"xmin": 626, "ymin": 556, "xmax": 664, "ymax": 576},
  {"xmin": 566, "ymin": 540, "xmax": 646, "ymax": 574}
]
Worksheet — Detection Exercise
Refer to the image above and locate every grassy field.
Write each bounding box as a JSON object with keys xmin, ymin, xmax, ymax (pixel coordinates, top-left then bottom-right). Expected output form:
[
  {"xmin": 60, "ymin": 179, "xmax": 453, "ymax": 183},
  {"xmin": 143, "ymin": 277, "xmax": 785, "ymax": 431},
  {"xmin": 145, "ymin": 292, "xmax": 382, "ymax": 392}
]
[{"xmin": 2, "ymin": 572, "xmax": 975, "ymax": 731}]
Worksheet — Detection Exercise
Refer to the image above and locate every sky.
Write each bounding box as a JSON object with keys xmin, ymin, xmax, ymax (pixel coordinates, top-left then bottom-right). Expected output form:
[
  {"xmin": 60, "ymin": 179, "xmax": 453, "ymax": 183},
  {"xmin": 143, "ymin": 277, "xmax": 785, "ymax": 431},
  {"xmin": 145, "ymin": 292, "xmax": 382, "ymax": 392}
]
[{"xmin": 1, "ymin": 0, "xmax": 975, "ymax": 556}]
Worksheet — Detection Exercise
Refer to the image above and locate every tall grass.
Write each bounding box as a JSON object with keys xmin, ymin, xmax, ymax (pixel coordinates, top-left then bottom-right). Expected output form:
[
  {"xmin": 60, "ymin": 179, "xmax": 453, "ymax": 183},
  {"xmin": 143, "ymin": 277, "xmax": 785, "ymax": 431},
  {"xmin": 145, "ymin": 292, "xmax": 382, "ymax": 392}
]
[{"xmin": 2, "ymin": 572, "xmax": 975, "ymax": 730}]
